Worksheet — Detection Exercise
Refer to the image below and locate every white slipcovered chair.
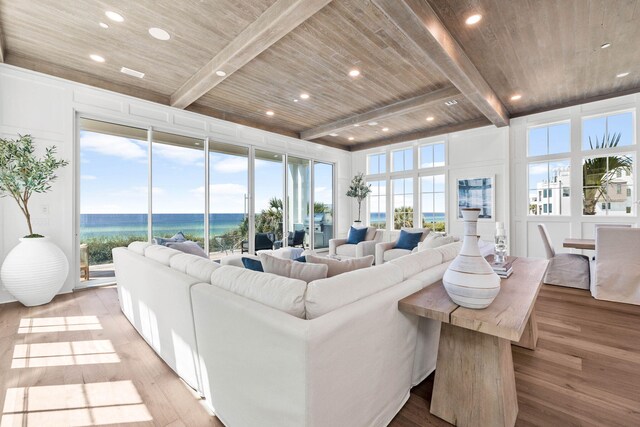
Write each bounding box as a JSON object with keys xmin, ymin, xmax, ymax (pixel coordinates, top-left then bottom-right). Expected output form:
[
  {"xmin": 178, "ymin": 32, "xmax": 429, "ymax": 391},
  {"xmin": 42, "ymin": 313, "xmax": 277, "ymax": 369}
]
[
  {"xmin": 591, "ymin": 227, "xmax": 640, "ymax": 305},
  {"xmin": 537, "ymin": 224, "xmax": 590, "ymax": 289},
  {"xmin": 375, "ymin": 228, "xmax": 430, "ymax": 265},
  {"xmin": 329, "ymin": 227, "xmax": 382, "ymax": 260}
]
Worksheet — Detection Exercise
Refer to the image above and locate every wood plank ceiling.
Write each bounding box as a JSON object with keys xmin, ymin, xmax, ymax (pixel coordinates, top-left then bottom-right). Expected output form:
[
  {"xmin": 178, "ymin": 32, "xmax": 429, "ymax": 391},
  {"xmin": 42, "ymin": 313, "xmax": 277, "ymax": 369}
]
[{"xmin": 0, "ymin": 0, "xmax": 639, "ymax": 151}]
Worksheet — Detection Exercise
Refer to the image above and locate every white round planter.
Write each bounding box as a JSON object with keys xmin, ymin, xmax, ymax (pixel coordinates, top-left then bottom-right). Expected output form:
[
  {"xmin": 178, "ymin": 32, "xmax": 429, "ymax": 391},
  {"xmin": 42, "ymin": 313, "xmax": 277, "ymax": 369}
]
[
  {"xmin": 1, "ymin": 237, "xmax": 69, "ymax": 306},
  {"xmin": 443, "ymin": 208, "xmax": 500, "ymax": 309}
]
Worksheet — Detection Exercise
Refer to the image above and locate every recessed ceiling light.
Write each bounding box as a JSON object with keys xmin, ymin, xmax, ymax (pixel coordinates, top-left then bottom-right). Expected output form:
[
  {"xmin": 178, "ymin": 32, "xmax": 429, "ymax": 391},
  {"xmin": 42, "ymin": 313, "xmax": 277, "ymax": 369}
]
[
  {"xmin": 444, "ymin": 100, "xmax": 458, "ymax": 106},
  {"xmin": 354, "ymin": 124, "xmax": 360, "ymax": 127},
  {"xmin": 105, "ymin": 11, "xmax": 124, "ymax": 22},
  {"xmin": 215, "ymin": 70, "xmax": 226, "ymax": 77},
  {"xmin": 99, "ymin": 22, "xmax": 109, "ymax": 29},
  {"xmin": 601, "ymin": 42, "xmax": 611, "ymax": 49},
  {"xmin": 149, "ymin": 27, "xmax": 171, "ymax": 41},
  {"xmin": 330, "ymin": 133, "xmax": 338, "ymax": 137},
  {"xmin": 349, "ymin": 69, "xmax": 360, "ymax": 77},
  {"xmin": 616, "ymin": 72, "xmax": 629, "ymax": 78},
  {"xmin": 90, "ymin": 54, "xmax": 105, "ymax": 63},
  {"xmin": 382, "ymin": 127, "xmax": 389, "ymax": 132},
  {"xmin": 120, "ymin": 67, "xmax": 145, "ymax": 78},
  {"xmin": 465, "ymin": 14, "xmax": 482, "ymax": 25},
  {"xmin": 266, "ymin": 110, "xmax": 275, "ymax": 116},
  {"xmin": 510, "ymin": 94, "xmax": 522, "ymax": 101},
  {"xmin": 300, "ymin": 93, "xmax": 310, "ymax": 100},
  {"xmin": 368, "ymin": 121, "xmax": 378, "ymax": 126},
  {"xmin": 348, "ymin": 137, "xmax": 355, "ymax": 141},
  {"xmin": 293, "ymin": 99, "xmax": 299, "ymax": 102},
  {"xmin": 426, "ymin": 116, "xmax": 434, "ymax": 121}
]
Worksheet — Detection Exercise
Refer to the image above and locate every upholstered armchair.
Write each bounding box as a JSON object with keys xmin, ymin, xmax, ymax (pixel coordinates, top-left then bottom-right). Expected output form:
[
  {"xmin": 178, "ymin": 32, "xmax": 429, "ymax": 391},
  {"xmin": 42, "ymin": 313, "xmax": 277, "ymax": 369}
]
[
  {"xmin": 591, "ymin": 227, "xmax": 640, "ymax": 305},
  {"xmin": 537, "ymin": 224, "xmax": 590, "ymax": 289},
  {"xmin": 329, "ymin": 227, "xmax": 382, "ymax": 260},
  {"xmin": 375, "ymin": 228, "xmax": 430, "ymax": 265}
]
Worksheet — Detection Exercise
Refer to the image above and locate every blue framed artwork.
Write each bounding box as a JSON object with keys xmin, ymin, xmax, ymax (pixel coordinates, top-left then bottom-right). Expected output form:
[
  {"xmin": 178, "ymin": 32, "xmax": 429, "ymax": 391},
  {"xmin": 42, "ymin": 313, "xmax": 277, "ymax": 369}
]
[{"xmin": 457, "ymin": 177, "xmax": 494, "ymax": 220}]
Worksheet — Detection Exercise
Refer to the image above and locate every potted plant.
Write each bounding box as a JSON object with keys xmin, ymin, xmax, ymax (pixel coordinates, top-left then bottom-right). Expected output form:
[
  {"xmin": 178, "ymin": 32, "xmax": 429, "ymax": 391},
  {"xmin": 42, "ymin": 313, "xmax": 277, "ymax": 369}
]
[
  {"xmin": 0, "ymin": 134, "xmax": 69, "ymax": 306},
  {"xmin": 346, "ymin": 172, "xmax": 372, "ymax": 225}
]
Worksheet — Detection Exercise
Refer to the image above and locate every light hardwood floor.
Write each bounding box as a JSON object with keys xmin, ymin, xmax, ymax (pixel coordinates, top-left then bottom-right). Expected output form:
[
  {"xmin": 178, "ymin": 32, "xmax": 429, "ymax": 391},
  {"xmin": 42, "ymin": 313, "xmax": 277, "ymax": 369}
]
[{"xmin": 0, "ymin": 284, "xmax": 638, "ymax": 426}]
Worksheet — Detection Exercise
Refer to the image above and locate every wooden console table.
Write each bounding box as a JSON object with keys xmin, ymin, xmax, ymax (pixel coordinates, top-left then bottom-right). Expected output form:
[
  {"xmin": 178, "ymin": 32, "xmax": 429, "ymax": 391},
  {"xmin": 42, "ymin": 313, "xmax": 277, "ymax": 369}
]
[
  {"xmin": 399, "ymin": 257, "xmax": 548, "ymax": 427},
  {"xmin": 563, "ymin": 238, "xmax": 596, "ymax": 250}
]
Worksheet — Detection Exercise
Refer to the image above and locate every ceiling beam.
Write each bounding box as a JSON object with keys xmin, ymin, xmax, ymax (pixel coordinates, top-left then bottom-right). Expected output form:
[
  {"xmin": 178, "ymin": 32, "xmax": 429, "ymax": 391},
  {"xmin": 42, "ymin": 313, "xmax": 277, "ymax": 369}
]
[
  {"xmin": 171, "ymin": 0, "xmax": 331, "ymax": 109},
  {"xmin": 350, "ymin": 117, "xmax": 490, "ymax": 152},
  {"xmin": 301, "ymin": 86, "xmax": 460, "ymax": 140},
  {"xmin": 372, "ymin": 0, "xmax": 509, "ymax": 127}
]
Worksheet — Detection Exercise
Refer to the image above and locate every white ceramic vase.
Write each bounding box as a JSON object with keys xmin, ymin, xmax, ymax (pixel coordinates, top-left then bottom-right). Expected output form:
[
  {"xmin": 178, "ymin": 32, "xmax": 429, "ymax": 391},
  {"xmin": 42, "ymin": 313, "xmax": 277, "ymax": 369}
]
[
  {"xmin": 1, "ymin": 237, "xmax": 69, "ymax": 306},
  {"xmin": 443, "ymin": 208, "xmax": 500, "ymax": 309}
]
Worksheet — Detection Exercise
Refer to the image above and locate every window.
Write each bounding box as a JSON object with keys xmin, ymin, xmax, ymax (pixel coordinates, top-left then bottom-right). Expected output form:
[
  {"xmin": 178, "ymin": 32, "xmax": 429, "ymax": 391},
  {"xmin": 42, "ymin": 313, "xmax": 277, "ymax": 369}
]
[
  {"xmin": 583, "ymin": 111, "xmax": 634, "ymax": 150},
  {"xmin": 392, "ymin": 148, "xmax": 413, "ymax": 172},
  {"xmin": 287, "ymin": 156, "xmax": 311, "ymax": 249},
  {"xmin": 582, "ymin": 153, "xmax": 634, "ymax": 215},
  {"xmin": 313, "ymin": 162, "xmax": 334, "ymax": 249},
  {"xmin": 421, "ymin": 175, "xmax": 445, "ymax": 231},
  {"xmin": 254, "ymin": 150, "xmax": 285, "ymax": 244},
  {"xmin": 368, "ymin": 153, "xmax": 386, "ymax": 175},
  {"xmin": 392, "ymin": 178, "xmax": 414, "ymax": 228},
  {"xmin": 419, "ymin": 142, "xmax": 445, "ymax": 168},
  {"xmin": 528, "ymin": 122, "xmax": 570, "ymax": 156},
  {"xmin": 368, "ymin": 180, "xmax": 386, "ymax": 229},
  {"xmin": 528, "ymin": 160, "xmax": 571, "ymax": 215}
]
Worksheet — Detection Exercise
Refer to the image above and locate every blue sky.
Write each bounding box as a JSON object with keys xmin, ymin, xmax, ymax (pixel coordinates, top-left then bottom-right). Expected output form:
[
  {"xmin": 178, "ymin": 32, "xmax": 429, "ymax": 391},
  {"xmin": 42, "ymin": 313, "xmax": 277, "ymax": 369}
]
[{"xmin": 80, "ymin": 131, "xmax": 332, "ymax": 214}]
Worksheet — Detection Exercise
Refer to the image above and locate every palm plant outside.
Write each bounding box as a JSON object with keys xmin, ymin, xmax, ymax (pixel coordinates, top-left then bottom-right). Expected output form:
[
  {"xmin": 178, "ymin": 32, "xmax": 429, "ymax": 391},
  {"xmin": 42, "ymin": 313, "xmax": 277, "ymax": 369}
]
[{"xmin": 582, "ymin": 132, "xmax": 632, "ymax": 215}]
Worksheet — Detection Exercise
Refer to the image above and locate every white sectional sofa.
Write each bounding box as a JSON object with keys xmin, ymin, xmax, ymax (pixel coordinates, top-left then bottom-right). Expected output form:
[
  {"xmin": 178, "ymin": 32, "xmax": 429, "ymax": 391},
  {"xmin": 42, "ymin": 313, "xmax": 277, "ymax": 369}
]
[{"xmin": 113, "ymin": 240, "xmax": 463, "ymax": 427}]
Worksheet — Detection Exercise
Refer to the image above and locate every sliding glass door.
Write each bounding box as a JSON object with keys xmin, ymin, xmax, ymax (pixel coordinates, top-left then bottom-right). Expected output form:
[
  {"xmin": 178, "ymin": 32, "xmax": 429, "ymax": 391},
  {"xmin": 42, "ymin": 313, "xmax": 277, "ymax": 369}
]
[
  {"xmin": 287, "ymin": 156, "xmax": 311, "ymax": 249},
  {"xmin": 313, "ymin": 162, "xmax": 334, "ymax": 249},
  {"xmin": 253, "ymin": 149, "xmax": 284, "ymax": 252},
  {"xmin": 209, "ymin": 142, "xmax": 249, "ymax": 258}
]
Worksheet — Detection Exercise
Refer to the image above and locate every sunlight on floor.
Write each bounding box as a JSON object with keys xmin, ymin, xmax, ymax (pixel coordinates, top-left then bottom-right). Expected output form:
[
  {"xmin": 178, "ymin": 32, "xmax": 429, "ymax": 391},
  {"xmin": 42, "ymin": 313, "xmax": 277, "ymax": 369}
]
[
  {"xmin": 18, "ymin": 316, "xmax": 103, "ymax": 334},
  {"xmin": 1, "ymin": 380, "xmax": 153, "ymax": 426},
  {"xmin": 12, "ymin": 340, "xmax": 120, "ymax": 368}
]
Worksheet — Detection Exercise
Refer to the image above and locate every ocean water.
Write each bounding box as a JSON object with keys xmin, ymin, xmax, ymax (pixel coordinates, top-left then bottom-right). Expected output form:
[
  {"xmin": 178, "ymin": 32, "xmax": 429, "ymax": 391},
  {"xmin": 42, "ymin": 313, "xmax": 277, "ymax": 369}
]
[
  {"xmin": 80, "ymin": 213, "xmax": 246, "ymax": 239},
  {"xmin": 369, "ymin": 213, "xmax": 446, "ymax": 222}
]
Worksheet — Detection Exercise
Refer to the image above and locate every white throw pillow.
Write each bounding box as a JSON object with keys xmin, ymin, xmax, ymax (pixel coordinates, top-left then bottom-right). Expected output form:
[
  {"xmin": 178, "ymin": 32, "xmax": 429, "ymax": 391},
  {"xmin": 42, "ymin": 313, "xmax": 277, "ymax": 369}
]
[
  {"xmin": 259, "ymin": 253, "xmax": 328, "ymax": 282},
  {"xmin": 418, "ymin": 234, "xmax": 456, "ymax": 251},
  {"xmin": 305, "ymin": 254, "xmax": 374, "ymax": 277}
]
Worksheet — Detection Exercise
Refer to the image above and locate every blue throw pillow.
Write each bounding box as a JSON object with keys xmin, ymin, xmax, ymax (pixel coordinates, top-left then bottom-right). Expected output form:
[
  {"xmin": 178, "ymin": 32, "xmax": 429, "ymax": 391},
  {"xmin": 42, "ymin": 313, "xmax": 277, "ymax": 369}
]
[
  {"xmin": 395, "ymin": 230, "xmax": 422, "ymax": 250},
  {"xmin": 294, "ymin": 255, "xmax": 306, "ymax": 263},
  {"xmin": 241, "ymin": 257, "xmax": 264, "ymax": 272},
  {"xmin": 347, "ymin": 226, "xmax": 368, "ymax": 245}
]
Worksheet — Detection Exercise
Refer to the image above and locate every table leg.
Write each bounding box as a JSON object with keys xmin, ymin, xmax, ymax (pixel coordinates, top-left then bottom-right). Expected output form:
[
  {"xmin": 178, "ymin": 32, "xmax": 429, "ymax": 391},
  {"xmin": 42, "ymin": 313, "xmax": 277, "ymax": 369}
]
[
  {"xmin": 431, "ymin": 323, "xmax": 518, "ymax": 427},
  {"xmin": 512, "ymin": 310, "xmax": 539, "ymax": 350}
]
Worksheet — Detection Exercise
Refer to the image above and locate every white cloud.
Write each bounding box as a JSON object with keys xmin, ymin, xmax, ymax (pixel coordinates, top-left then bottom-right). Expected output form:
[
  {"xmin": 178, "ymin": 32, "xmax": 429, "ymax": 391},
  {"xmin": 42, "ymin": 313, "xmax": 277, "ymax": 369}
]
[
  {"xmin": 81, "ymin": 175, "xmax": 97, "ymax": 181},
  {"xmin": 528, "ymin": 164, "xmax": 548, "ymax": 175},
  {"xmin": 81, "ymin": 133, "xmax": 147, "ymax": 160},
  {"xmin": 211, "ymin": 157, "xmax": 248, "ymax": 174},
  {"xmin": 152, "ymin": 143, "xmax": 204, "ymax": 165}
]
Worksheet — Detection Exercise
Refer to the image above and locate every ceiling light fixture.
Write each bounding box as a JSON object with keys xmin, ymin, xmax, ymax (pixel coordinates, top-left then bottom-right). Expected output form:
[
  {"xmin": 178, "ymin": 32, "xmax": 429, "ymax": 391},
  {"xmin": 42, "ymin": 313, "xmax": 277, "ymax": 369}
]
[
  {"xmin": 616, "ymin": 72, "xmax": 629, "ymax": 78},
  {"xmin": 510, "ymin": 94, "xmax": 522, "ymax": 101},
  {"xmin": 444, "ymin": 100, "xmax": 458, "ymax": 106},
  {"xmin": 601, "ymin": 42, "xmax": 611, "ymax": 49},
  {"xmin": 382, "ymin": 127, "xmax": 389, "ymax": 132},
  {"xmin": 426, "ymin": 116, "xmax": 434, "ymax": 121},
  {"xmin": 300, "ymin": 93, "xmax": 310, "ymax": 99},
  {"xmin": 149, "ymin": 27, "xmax": 171, "ymax": 41},
  {"xmin": 266, "ymin": 110, "xmax": 275, "ymax": 116},
  {"xmin": 465, "ymin": 14, "xmax": 482, "ymax": 25},
  {"xmin": 99, "ymin": 22, "xmax": 109, "ymax": 29},
  {"xmin": 90, "ymin": 54, "xmax": 105, "ymax": 63},
  {"xmin": 348, "ymin": 137, "xmax": 355, "ymax": 141},
  {"xmin": 368, "ymin": 121, "xmax": 378, "ymax": 126},
  {"xmin": 349, "ymin": 69, "xmax": 360, "ymax": 77},
  {"xmin": 294, "ymin": 99, "xmax": 299, "ymax": 102},
  {"xmin": 215, "ymin": 70, "xmax": 226, "ymax": 77},
  {"xmin": 354, "ymin": 124, "xmax": 360, "ymax": 127},
  {"xmin": 105, "ymin": 11, "xmax": 124, "ymax": 22},
  {"xmin": 121, "ymin": 67, "xmax": 145, "ymax": 78},
  {"xmin": 330, "ymin": 133, "xmax": 338, "ymax": 137}
]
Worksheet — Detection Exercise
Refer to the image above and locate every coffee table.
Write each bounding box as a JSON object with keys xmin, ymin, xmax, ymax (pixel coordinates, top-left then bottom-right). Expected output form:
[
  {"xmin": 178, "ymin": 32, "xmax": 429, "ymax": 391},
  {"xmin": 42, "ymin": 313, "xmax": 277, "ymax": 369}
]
[{"xmin": 398, "ymin": 257, "xmax": 548, "ymax": 427}]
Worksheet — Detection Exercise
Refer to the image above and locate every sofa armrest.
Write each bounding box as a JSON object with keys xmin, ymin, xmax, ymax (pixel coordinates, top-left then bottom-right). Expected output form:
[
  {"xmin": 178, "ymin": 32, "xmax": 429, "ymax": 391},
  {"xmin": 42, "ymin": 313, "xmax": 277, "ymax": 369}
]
[
  {"xmin": 356, "ymin": 240, "xmax": 378, "ymax": 258},
  {"xmin": 375, "ymin": 241, "xmax": 397, "ymax": 265},
  {"xmin": 329, "ymin": 238, "xmax": 348, "ymax": 256}
]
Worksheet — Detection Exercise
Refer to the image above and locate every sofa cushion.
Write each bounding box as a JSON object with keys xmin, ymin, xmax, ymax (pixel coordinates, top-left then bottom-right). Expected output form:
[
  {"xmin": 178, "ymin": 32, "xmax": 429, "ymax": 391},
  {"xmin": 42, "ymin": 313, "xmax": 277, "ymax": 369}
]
[
  {"xmin": 335, "ymin": 244, "xmax": 357, "ymax": 258},
  {"xmin": 390, "ymin": 249, "xmax": 444, "ymax": 281},
  {"xmin": 419, "ymin": 234, "xmax": 456, "ymax": 250},
  {"xmin": 210, "ymin": 266, "xmax": 307, "ymax": 318},
  {"xmin": 221, "ymin": 253, "xmax": 258, "ymax": 267},
  {"xmin": 409, "ymin": 262, "xmax": 452, "ymax": 288},
  {"xmin": 305, "ymin": 262, "xmax": 404, "ymax": 319},
  {"xmin": 242, "ymin": 257, "xmax": 264, "ymax": 272},
  {"xmin": 433, "ymin": 242, "xmax": 462, "ymax": 262},
  {"xmin": 383, "ymin": 248, "xmax": 411, "ymax": 262},
  {"xmin": 166, "ymin": 240, "xmax": 208, "ymax": 258},
  {"xmin": 170, "ymin": 253, "xmax": 220, "ymax": 283},
  {"xmin": 128, "ymin": 241, "xmax": 151, "ymax": 255},
  {"xmin": 365, "ymin": 227, "xmax": 377, "ymax": 241},
  {"xmin": 306, "ymin": 254, "xmax": 374, "ymax": 277},
  {"xmin": 259, "ymin": 253, "xmax": 328, "ymax": 283},
  {"xmin": 401, "ymin": 227, "xmax": 430, "ymax": 242},
  {"xmin": 395, "ymin": 230, "xmax": 423, "ymax": 250},
  {"xmin": 347, "ymin": 226, "xmax": 368, "ymax": 244},
  {"xmin": 144, "ymin": 245, "xmax": 183, "ymax": 265}
]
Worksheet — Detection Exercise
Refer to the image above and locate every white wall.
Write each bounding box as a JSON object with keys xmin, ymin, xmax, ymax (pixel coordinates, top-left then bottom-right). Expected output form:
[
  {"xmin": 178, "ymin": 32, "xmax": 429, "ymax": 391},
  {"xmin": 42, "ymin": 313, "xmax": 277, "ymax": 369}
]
[{"xmin": 0, "ymin": 64, "xmax": 352, "ymax": 304}]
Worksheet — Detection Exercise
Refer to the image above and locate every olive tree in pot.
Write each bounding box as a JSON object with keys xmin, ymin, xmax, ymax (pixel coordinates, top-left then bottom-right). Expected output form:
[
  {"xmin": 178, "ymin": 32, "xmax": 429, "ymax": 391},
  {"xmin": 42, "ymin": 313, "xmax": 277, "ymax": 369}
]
[
  {"xmin": 346, "ymin": 172, "xmax": 371, "ymax": 226},
  {"xmin": 0, "ymin": 135, "xmax": 69, "ymax": 306}
]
